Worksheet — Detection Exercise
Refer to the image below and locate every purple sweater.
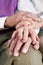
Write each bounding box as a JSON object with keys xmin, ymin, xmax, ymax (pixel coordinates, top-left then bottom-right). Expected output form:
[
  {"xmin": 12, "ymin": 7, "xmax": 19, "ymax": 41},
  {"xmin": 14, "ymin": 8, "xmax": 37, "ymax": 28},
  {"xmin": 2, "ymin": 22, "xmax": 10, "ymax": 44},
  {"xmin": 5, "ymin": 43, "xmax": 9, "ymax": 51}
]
[{"xmin": 0, "ymin": 0, "xmax": 18, "ymax": 17}]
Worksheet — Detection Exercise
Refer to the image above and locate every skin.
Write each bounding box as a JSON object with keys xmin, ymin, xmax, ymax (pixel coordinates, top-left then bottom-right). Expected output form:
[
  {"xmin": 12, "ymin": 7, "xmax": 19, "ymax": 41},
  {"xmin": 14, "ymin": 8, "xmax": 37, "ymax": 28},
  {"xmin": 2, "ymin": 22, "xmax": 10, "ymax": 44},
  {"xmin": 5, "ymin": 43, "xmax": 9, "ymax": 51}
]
[
  {"xmin": 7, "ymin": 26, "xmax": 40, "ymax": 57},
  {"xmin": 4, "ymin": 11, "xmax": 41, "ymax": 27},
  {"xmin": 16, "ymin": 17, "xmax": 42, "ymax": 29},
  {"xmin": 5, "ymin": 11, "xmax": 42, "ymax": 57}
]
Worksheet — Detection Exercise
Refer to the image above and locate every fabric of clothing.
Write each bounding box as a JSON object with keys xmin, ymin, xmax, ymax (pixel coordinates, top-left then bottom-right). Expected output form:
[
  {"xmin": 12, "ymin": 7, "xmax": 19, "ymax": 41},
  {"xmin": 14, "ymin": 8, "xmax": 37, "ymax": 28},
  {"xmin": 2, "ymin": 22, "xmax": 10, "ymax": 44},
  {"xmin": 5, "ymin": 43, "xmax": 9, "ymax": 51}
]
[
  {"xmin": 18, "ymin": 0, "xmax": 40, "ymax": 34},
  {"xmin": 0, "ymin": 30, "xmax": 43, "ymax": 65},
  {"xmin": 0, "ymin": 0, "xmax": 18, "ymax": 28},
  {"xmin": 0, "ymin": 0, "xmax": 18, "ymax": 17},
  {"xmin": 0, "ymin": 0, "xmax": 43, "ymax": 65},
  {"xmin": 0, "ymin": 0, "xmax": 43, "ymax": 29},
  {"xmin": 0, "ymin": 17, "xmax": 7, "ymax": 28}
]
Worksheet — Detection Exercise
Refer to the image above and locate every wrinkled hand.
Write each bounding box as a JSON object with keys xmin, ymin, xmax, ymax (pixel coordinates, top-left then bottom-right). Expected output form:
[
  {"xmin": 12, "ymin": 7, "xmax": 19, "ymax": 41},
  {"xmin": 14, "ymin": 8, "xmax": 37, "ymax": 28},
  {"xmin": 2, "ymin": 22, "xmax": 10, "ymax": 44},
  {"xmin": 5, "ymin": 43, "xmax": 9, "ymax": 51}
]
[
  {"xmin": 7, "ymin": 12, "xmax": 40, "ymax": 57},
  {"xmin": 7, "ymin": 26, "xmax": 40, "ymax": 57},
  {"xmin": 4, "ymin": 11, "xmax": 40, "ymax": 28},
  {"xmin": 16, "ymin": 17, "xmax": 41, "ymax": 29}
]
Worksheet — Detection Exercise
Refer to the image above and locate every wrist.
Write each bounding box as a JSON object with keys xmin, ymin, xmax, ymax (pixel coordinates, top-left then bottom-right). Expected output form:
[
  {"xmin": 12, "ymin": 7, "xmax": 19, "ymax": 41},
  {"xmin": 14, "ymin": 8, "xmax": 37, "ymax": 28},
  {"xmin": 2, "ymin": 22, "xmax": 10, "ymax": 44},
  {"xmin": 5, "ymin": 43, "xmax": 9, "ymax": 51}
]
[
  {"xmin": 4, "ymin": 16, "xmax": 18, "ymax": 28},
  {"xmin": 4, "ymin": 16, "xmax": 13, "ymax": 28}
]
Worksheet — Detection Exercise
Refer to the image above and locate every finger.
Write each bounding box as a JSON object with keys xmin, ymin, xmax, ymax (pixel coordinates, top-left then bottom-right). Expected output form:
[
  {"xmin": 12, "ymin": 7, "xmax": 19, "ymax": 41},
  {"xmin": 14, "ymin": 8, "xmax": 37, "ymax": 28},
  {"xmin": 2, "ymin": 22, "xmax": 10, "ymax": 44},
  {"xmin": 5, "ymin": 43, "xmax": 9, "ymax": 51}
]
[
  {"xmin": 34, "ymin": 41, "xmax": 40, "ymax": 50},
  {"xmin": 11, "ymin": 30, "xmax": 17, "ymax": 39},
  {"xmin": 36, "ymin": 35, "xmax": 40, "ymax": 41},
  {"xmin": 16, "ymin": 21, "xmax": 31, "ymax": 29},
  {"xmin": 13, "ymin": 40, "xmax": 23, "ymax": 57},
  {"xmin": 23, "ymin": 26, "xmax": 29, "ymax": 42},
  {"xmin": 33, "ymin": 35, "xmax": 40, "ymax": 45},
  {"xmin": 29, "ymin": 28, "xmax": 37, "ymax": 44},
  {"xmin": 9, "ymin": 37, "xmax": 17, "ymax": 55},
  {"xmin": 7, "ymin": 39, "xmax": 12, "ymax": 48},
  {"xmin": 26, "ymin": 12, "xmax": 41, "ymax": 22},
  {"xmin": 18, "ymin": 27, "xmax": 24, "ymax": 40},
  {"xmin": 22, "ymin": 37, "xmax": 32, "ymax": 53},
  {"xmin": 22, "ymin": 15, "xmax": 32, "ymax": 21}
]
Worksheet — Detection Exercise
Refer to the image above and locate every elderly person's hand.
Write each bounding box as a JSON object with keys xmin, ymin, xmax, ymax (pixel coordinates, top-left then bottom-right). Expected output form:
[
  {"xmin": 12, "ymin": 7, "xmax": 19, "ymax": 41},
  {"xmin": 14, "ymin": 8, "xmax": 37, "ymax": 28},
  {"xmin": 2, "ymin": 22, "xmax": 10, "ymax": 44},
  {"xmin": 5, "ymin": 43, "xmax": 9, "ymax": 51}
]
[
  {"xmin": 4, "ymin": 11, "xmax": 40, "ymax": 28},
  {"xmin": 7, "ymin": 26, "xmax": 40, "ymax": 57},
  {"xmin": 16, "ymin": 17, "xmax": 41, "ymax": 29},
  {"xmin": 7, "ymin": 11, "xmax": 40, "ymax": 57}
]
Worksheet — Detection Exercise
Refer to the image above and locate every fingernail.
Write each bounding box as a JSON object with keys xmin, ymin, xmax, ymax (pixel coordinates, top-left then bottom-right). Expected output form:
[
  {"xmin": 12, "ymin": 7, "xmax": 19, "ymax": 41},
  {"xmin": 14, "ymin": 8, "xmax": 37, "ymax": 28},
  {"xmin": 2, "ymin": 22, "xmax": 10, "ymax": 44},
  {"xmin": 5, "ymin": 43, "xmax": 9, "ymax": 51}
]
[
  {"xmin": 22, "ymin": 48, "xmax": 27, "ymax": 53},
  {"xmin": 14, "ymin": 52, "xmax": 19, "ymax": 57}
]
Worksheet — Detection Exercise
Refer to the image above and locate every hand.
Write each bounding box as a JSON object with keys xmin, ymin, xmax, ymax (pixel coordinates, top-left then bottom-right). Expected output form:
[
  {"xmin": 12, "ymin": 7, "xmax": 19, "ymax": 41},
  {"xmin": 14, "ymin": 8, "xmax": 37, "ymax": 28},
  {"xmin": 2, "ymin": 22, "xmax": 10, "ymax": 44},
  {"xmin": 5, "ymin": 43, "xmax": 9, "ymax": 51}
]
[
  {"xmin": 16, "ymin": 17, "xmax": 41, "ymax": 29},
  {"xmin": 7, "ymin": 36, "xmax": 32, "ymax": 57},
  {"xmin": 4, "ymin": 11, "xmax": 40, "ymax": 28},
  {"xmin": 12, "ymin": 26, "xmax": 40, "ymax": 48},
  {"xmin": 7, "ymin": 26, "xmax": 40, "ymax": 57}
]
